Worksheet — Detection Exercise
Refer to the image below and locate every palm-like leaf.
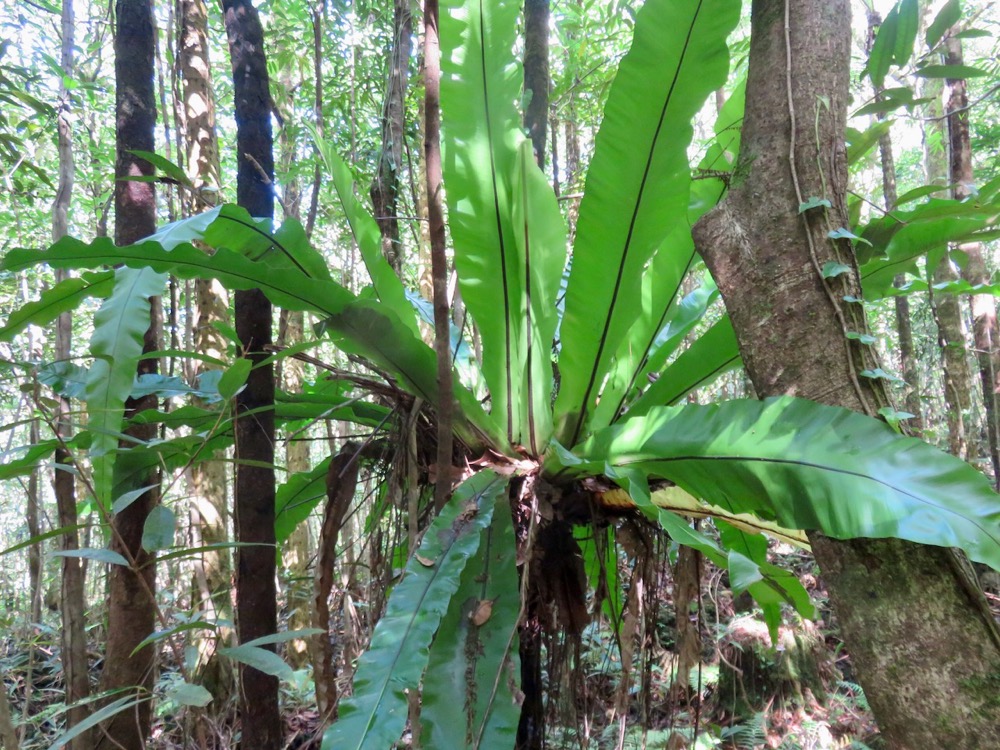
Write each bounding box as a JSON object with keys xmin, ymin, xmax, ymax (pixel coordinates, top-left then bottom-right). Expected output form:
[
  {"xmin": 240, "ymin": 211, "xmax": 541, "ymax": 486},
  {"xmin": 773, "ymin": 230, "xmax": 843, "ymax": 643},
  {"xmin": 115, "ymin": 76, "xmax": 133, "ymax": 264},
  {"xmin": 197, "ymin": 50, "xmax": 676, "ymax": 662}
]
[
  {"xmin": 0, "ymin": 271, "xmax": 115, "ymax": 342},
  {"xmin": 589, "ymin": 228, "xmax": 702, "ymax": 431},
  {"xmin": 312, "ymin": 131, "xmax": 421, "ymax": 337},
  {"xmin": 510, "ymin": 141, "xmax": 566, "ymax": 452},
  {"xmin": 3, "ymin": 223, "xmax": 505, "ymax": 451},
  {"xmin": 422, "ymin": 495, "xmax": 521, "ymax": 748},
  {"xmin": 626, "ymin": 316, "xmax": 740, "ymax": 415},
  {"xmin": 321, "ymin": 471, "xmax": 509, "ymax": 750},
  {"xmin": 653, "ymin": 509, "xmax": 812, "ymax": 639},
  {"xmin": 858, "ymin": 198, "xmax": 1000, "ymax": 299},
  {"xmin": 440, "ymin": 0, "xmax": 566, "ymax": 449},
  {"xmin": 591, "ymin": 85, "xmax": 743, "ymax": 431},
  {"xmin": 553, "ymin": 397, "xmax": 1000, "ymax": 571},
  {"xmin": 86, "ymin": 267, "xmax": 167, "ymax": 506},
  {"xmin": 554, "ymin": 0, "xmax": 741, "ymax": 446}
]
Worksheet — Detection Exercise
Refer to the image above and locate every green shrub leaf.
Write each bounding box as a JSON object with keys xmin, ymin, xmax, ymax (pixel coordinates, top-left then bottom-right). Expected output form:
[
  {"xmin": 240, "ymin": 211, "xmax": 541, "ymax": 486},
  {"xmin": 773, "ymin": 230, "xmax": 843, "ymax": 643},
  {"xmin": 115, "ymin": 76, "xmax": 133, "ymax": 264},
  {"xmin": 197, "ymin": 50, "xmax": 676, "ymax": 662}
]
[
  {"xmin": 561, "ymin": 397, "xmax": 1000, "ymax": 572},
  {"xmin": 554, "ymin": 0, "xmax": 740, "ymax": 445},
  {"xmin": 322, "ymin": 471, "xmax": 508, "ymax": 750},
  {"xmin": 422, "ymin": 495, "xmax": 521, "ymax": 749}
]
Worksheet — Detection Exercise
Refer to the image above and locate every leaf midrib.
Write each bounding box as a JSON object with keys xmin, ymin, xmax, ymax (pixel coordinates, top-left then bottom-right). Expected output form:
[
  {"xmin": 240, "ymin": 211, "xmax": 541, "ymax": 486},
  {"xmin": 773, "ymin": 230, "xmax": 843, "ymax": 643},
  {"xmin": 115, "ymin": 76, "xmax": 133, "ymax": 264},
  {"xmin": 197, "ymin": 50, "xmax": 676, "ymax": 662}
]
[{"xmin": 568, "ymin": 0, "xmax": 706, "ymax": 446}]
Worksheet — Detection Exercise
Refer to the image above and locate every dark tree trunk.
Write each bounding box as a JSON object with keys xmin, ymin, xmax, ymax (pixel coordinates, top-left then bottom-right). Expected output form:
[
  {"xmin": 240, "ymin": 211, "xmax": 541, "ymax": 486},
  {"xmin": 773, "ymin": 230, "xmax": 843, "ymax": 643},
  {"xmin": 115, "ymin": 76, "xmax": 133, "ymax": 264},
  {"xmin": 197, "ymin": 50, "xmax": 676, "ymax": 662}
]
[
  {"xmin": 97, "ymin": 2, "xmax": 160, "ymax": 748},
  {"xmin": 520, "ymin": 4, "xmax": 552, "ymax": 744},
  {"xmin": 523, "ymin": 0, "xmax": 549, "ymax": 168},
  {"xmin": 516, "ymin": 622, "xmax": 545, "ymax": 750},
  {"xmin": 220, "ymin": 1, "xmax": 280, "ymax": 747},
  {"xmin": 692, "ymin": 2, "xmax": 1000, "ymax": 747},
  {"xmin": 370, "ymin": 0, "xmax": 412, "ymax": 274}
]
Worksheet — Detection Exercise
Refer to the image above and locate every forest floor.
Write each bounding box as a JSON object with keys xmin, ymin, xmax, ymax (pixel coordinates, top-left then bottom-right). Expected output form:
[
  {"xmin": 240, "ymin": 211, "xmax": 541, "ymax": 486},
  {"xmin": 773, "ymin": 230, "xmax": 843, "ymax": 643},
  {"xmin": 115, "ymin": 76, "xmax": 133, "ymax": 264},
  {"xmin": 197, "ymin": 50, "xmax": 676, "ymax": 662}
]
[{"xmin": 3, "ymin": 551, "xmax": 951, "ymax": 750}]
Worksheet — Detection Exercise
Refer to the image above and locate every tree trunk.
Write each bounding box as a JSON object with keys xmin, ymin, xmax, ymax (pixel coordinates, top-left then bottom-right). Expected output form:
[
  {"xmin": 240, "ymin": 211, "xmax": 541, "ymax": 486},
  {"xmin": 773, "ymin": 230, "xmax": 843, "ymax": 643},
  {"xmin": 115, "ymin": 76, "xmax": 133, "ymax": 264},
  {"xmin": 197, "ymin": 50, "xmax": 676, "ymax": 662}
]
[
  {"xmin": 947, "ymin": 32, "xmax": 1000, "ymax": 486},
  {"xmin": 220, "ymin": 1, "xmax": 280, "ymax": 747},
  {"xmin": 180, "ymin": 0, "xmax": 222, "ymax": 203},
  {"xmin": 692, "ymin": 2, "xmax": 1000, "ymax": 747},
  {"xmin": 305, "ymin": 8, "xmax": 324, "ymax": 238},
  {"xmin": 892, "ymin": 280, "xmax": 923, "ymax": 427},
  {"xmin": 561, "ymin": 6, "xmax": 581, "ymax": 243},
  {"xmin": 520, "ymin": 6, "xmax": 553, "ymax": 744},
  {"xmin": 97, "ymin": 3, "xmax": 161, "ymax": 749},
  {"xmin": 923, "ymin": 65, "xmax": 973, "ymax": 460},
  {"xmin": 370, "ymin": 0, "xmax": 412, "ymax": 275},
  {"xmin": 275, "ymin": 106, "xmax": 312, "ymax": 668},
  {"xmin": 423, "ymin": 0, "xmax": 454, "ymax": 513},
  {"xmin": 865, "ymin": 10, "xmax": 924, "ymax": 430},
  {"xmin": 281, "ymin": 312, "xmax": 313, "ymax": 671},
  {"xmin": 51, "ymin": 0, "xmax": 91, "ymax": 744},
  {"xmin": 523, "ymin": 0, "xmax": 549, "ymax": 168},
  {"xmin": 311, "ymin": 444, "xmax": 360, "ymax": 721},
  {"xmin": 26, "ymin": 394, "xmax": 42, "ymax": 627},
  {"xmin": 178, "ymin": 0, "xmax": 234, "ymax": 709}
]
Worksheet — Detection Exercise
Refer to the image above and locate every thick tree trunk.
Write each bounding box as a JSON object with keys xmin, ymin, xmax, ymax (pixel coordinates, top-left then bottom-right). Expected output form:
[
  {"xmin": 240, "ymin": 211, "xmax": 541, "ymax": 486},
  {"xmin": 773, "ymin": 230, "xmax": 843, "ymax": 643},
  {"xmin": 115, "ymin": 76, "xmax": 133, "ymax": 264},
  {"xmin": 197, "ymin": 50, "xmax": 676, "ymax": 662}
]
[
  {"xmin": 97, "ymin": 3, "xmax": 161, "ymax": 749},
  {"xmin": 692, "ymin": 2, "xmax": 1000, "ymax": 747},
  {"xmin": 947, "ymin": 33, "xmax": 1000, "ymax": 485},
  {"xmin": 370, "ymin": 0, "xmax": 412, "ymax": 274},
  {"xmin": 221, "ymin": 1, "xmax": 280, "ymax": 747}
]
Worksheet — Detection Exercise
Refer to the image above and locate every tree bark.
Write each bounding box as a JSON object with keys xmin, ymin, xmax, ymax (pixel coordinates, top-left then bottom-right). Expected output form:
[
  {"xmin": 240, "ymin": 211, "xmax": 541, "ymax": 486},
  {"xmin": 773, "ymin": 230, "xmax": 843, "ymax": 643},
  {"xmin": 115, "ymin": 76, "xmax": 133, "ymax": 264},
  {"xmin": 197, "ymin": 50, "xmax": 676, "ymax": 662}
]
[
  {"xmin": 26, "ymin": 391, "xmax": 42, "ymax": 627},
  {"xmin": 0, "ymin": 684, "xmax": 18, "ymax": 750},
  {"xmin": 519, "ymin": 6, "xmax": 553, "ymax": 744},
  {"xmin": 311, "ymin": 444, "xmax": 359, "ymax": 721},
  {"xmin": 692, "ymin": 2, "xmax": 1000, "ymax": 747},
  {"xmin": 865, "ymin": 10, "xmax": 924, "ymax": 431},
  {"xmin": 423, "ymin": 0, "xmax": 454, "ymax": 513},
  {"xmin": 304, "ymin": 7, "xmax": 324, "ymax": 239},
  {"xmin": 281, "ymin": 313, "xmax": 313, "ymax": 671},
  {"xmin": 180, "ymin": 0, "xmax": 222, "ymax": 203},
  {"xmin": 220, "ymin": 1, "xmax": 280, "ymax": 747},
  {"xmin": 523, "ymin": 0, "xmax": 549, "ymax": 168},
  {"xmin": 275, "ymin": 97, "xmax": 312, "ymax": 669},
  {"xmin": 370, "ymin": 0, "xmax": 412, "ymax": 275},
  {"xmin": 98, "ymin": 2, "xmax": 160, "ymax": 748},
  {"xmin": 923, "ymin": 65, "xmax": 973, "ymax": 460},
  {"xmin": 51, "ymin": 1, "xmax": 91, "ymax": 745},
  {"xmin": 178, "ymin": 0, "xmax": 234, "ymax": 709},
  {"xmin": 946, "ymin": 32, "xmax": 1000, "ymax": 486}
]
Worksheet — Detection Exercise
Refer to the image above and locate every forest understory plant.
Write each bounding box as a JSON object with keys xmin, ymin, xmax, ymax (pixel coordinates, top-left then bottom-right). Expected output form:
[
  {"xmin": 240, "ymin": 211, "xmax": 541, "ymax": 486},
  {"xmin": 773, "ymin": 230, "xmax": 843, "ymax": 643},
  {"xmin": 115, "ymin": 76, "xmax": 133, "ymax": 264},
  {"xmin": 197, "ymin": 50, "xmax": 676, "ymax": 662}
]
[{"xmin": 3, "ymin": 0, "xmax": 1000, "ymax": 747}]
